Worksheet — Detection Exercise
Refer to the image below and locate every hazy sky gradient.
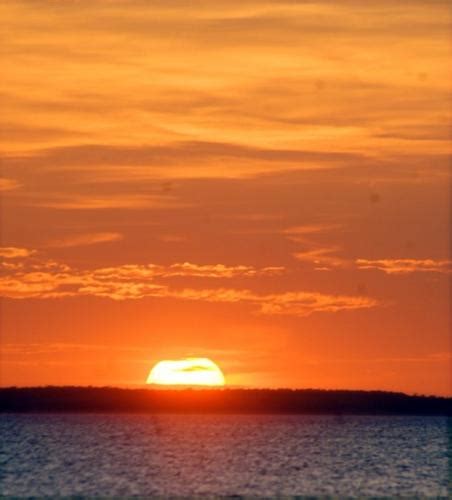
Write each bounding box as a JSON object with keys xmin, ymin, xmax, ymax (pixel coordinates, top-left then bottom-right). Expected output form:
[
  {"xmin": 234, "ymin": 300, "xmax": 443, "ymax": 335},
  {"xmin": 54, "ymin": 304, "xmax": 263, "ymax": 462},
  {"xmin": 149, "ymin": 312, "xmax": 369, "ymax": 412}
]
[{"xmin": 1, "ymin": 0, "xmax": 451, "ymax": 394}]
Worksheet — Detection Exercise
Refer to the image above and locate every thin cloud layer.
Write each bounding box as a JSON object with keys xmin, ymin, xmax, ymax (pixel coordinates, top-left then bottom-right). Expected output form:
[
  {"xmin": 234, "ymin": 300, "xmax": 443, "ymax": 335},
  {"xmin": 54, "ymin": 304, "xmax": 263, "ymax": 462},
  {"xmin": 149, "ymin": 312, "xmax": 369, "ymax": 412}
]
[
  {"xmin": 2, "ymin": 0, "xmax": 450, "ymax": 165},
  {"xmin": 293, "ymin": 247, "xmax": 348, "ymax": 271},
  {"xmin": 31, "ymin": 194, "xmax": 187, "ymax": 210},
  {"xmin": 47, "ymin": 232, "xmax": 123, "ymax": 248},
  {"xmin": 0, "ymin": 247, "xmax": 35, "ymax": 258},
  {"xmin": 0, "ymin": 178, "xmax": 20, "ymax": 191},
  {"xmin": 356, "ymin": 258, "xmax": 452, "ymax": 275},
  {"xmin": 1, "ymin": 142, "xmax": 369, "ymax": 183},
  {"xmin": 165, "ymin": 263, "xmax": 284, "ymax": 278},
  {"xmin": 0, "ymin": 254, "xmax": 376, "ymax": 316},
  {"xmin": 286, "ymin": 224, "xmax": 349, "ymax": 271}
]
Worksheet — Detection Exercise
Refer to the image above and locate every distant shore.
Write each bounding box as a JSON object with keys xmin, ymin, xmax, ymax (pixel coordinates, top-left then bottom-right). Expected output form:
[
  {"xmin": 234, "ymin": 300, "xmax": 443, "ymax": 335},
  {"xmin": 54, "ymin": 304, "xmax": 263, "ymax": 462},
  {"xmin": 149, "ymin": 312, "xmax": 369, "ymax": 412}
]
[{"xmin": 0, "ymin": 387, "xmax": 450, "ymax": 415}]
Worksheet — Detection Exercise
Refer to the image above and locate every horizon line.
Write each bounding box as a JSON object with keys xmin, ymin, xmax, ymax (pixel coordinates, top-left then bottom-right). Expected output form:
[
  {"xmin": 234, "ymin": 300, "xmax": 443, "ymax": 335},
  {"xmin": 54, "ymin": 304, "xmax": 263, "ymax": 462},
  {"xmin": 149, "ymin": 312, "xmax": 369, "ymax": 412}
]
[{"xmin": 1, "ymin": 385, "xmax": 450, "ymax": 399}]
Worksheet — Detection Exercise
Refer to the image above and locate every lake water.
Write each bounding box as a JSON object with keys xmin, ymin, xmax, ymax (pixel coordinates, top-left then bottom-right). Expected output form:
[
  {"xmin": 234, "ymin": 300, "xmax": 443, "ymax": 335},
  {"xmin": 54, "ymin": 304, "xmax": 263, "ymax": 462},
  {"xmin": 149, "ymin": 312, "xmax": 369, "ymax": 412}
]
[{"xmin": 0, "ymin": 414, "xmax": 449, "ymax": 497}]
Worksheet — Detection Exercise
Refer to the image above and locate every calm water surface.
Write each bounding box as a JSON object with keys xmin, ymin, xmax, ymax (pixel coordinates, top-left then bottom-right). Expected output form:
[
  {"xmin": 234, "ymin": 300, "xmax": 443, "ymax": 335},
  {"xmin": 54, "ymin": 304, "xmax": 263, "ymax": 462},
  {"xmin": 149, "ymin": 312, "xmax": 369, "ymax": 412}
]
[{"xmin": 0, "ymin": 414, "xmax": 449, "ymax": 497}]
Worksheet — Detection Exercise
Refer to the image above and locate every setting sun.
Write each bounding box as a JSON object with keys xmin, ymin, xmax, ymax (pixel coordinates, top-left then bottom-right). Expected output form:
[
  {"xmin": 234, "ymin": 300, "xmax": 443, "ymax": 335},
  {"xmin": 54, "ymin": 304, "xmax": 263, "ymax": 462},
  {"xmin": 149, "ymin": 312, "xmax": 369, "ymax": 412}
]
[{"xmin": 146, "ymin": 358, "xmax": 225, "ymax": 386}]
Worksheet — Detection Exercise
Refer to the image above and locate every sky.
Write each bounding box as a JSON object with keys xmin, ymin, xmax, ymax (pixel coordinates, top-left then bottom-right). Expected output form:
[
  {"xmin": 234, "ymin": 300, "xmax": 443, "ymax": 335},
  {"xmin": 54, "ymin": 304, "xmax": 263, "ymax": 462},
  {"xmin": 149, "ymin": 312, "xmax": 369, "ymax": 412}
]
[{"xmin": 0, "ymin": 0, "xmax": 451, "ymax": 395}]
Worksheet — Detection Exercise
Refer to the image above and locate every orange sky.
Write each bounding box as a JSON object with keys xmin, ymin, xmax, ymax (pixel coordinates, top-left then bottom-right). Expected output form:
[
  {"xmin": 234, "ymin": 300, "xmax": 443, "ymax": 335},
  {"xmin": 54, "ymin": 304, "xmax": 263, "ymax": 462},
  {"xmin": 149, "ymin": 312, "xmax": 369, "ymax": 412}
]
[{"xmin": 1, "ymin": 0, "xmax": 451, "ymax": 395}]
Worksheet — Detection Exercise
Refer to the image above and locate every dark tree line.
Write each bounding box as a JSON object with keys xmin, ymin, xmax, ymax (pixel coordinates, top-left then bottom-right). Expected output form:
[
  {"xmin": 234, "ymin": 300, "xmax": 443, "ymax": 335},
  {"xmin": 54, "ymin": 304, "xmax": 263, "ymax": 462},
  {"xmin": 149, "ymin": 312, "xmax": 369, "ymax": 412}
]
[{"xmin": 0, "ymin": 387, "xmax": 450, "ymax": 415}]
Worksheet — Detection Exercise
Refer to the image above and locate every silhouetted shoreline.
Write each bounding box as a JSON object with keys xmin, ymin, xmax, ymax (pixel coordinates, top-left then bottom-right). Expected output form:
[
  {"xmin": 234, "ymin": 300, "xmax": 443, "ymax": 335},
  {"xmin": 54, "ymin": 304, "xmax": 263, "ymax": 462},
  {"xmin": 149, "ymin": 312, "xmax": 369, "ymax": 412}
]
[{"xmin": 0, "ymin": 387, "xmax": 450, "ymax": 415}]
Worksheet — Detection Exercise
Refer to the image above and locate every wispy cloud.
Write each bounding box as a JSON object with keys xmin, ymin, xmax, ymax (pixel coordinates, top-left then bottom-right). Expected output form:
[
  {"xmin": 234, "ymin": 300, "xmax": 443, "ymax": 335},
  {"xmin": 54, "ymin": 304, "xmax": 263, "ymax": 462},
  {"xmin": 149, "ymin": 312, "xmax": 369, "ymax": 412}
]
[
  {"xmin": 283, "ymin": 224, "xmax": 349, "ymax": 271},
  {"xmin": 47, "ymin": 232, "xmax": 123, "ymax": 248},
  {"xmin": 0, "ymin": 247, "xmax": 35, "ymax": 258},
  {"xmin": 294, "ymin": 253, "xmax": 452, "ymax": 275},
  {"xmin": 88, "ymin": 262, "xmax": 283, "ymax": 281},
  {"xmin": 2, "ymin": 142, "xmax": 367, "ymax": 180},
  {"xmin": 283, "ymin": 224, "xmax": 342, "ymax": 241},
  {"xmin": 285, "ymin": 223, "xmax": 451, "ymax": 276},
  {"xmin": 2, "ymin": 0, "xmax": 449, "ymax": 172},
  {"xmin": 293, "ymin": 246, "xmax": 349, "ymax": 270},
  {"xmin": 0, "ymin": 178, "xmax": 20, "ymax": 191},
  {"xmin": 31, "ymin": 194, "xmax": 187, "ymax": 210},
  {"xmin": 174, "ymin": 288, "xmax": 377, "ymax": 316},
  {"xmin": 356, "ymin": 258, "xmax": 452, "ymax": 274},
  {"xmin": 0, "ymin": 254, "xmax": 377, "ymax": 316},
  {"xmin": 164, "ymin": 262, "xmax": 284, "ymax": 278}
]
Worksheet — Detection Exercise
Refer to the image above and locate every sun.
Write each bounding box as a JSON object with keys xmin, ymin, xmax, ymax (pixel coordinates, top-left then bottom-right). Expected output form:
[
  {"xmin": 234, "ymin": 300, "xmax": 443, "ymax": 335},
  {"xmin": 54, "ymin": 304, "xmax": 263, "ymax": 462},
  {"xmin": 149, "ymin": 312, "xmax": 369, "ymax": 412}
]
[{"xmin": 146, "ymin": 357, "xmax": 225, "ymax": 386}]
